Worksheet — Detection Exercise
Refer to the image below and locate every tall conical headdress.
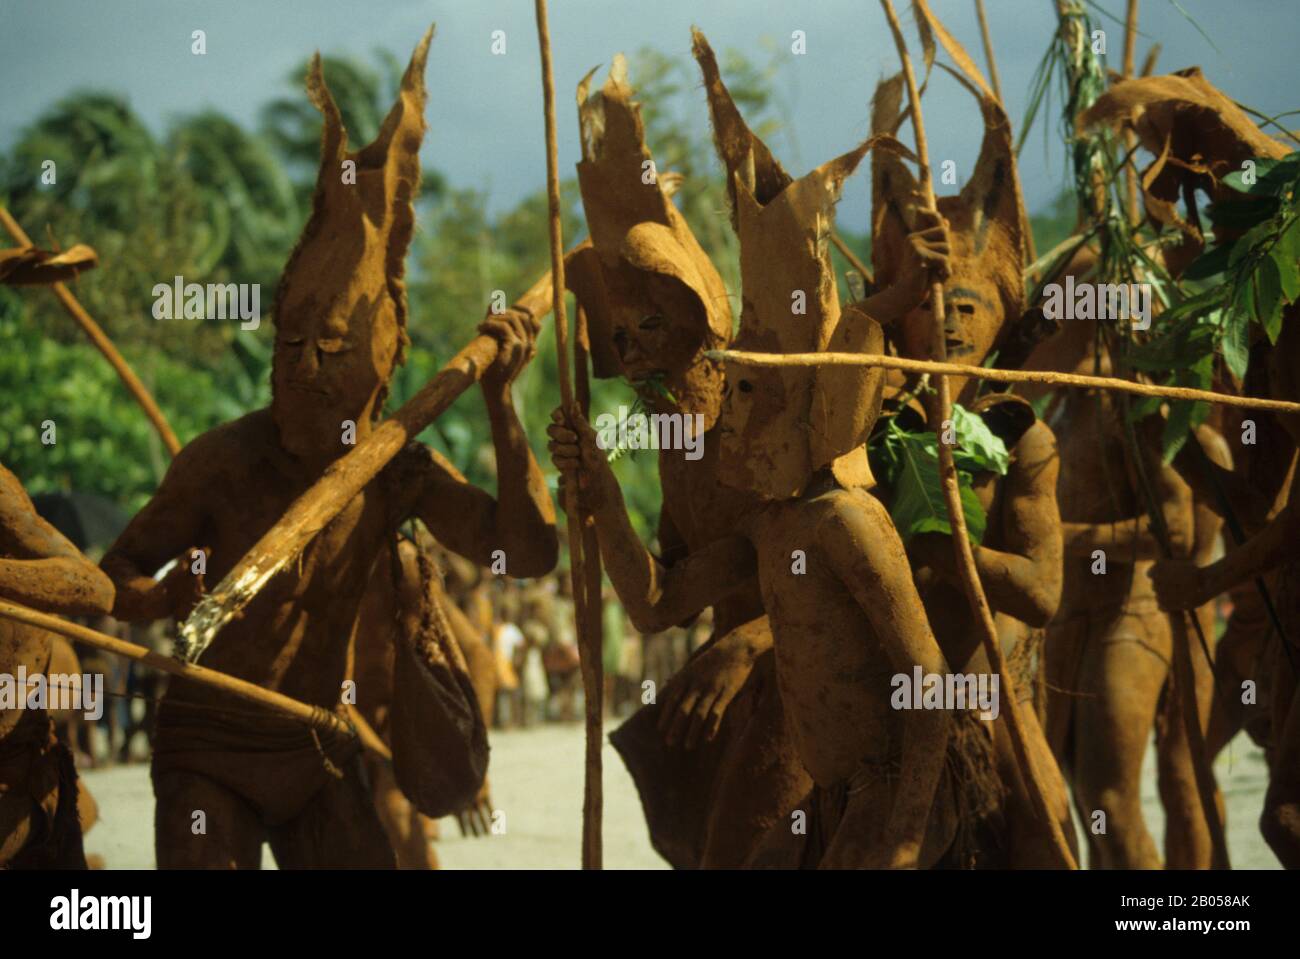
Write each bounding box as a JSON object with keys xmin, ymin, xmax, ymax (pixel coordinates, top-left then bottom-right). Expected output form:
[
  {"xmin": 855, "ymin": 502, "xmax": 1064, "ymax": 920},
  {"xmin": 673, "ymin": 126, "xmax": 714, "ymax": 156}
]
[
  {"xmin": 694, "ymin": 28, "xmax": 901, "ymax": 497},
  {"xmin": 565, "ymin": 55, "xmax": 732, "ymax": 379},
  {"xmin": 273, "ymin": 25, "xmax": 434, "ymax": 372}
]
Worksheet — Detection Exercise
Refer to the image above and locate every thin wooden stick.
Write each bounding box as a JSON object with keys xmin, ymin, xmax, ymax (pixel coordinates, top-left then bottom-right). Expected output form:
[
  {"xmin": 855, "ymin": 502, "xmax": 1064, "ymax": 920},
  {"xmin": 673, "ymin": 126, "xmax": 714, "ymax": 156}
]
[
  {"xmin": 831, "ymin": 232, "xmax": 874, "ymax": 287},
  {"xmin": 0, "ymin": 598, "xmax": 389, "ymax": 761},
  {"xmin": 708, "ymin": 349, "xmax": 1300, "ymax": 415},
  {"xmin": 881, "ymin": 0, "xmax": 1077, "ymax": 869},
  {"xmin": 0, "ymin": 207, "xmax": 182, "ymax": 456},
  {"xmin": 974, "ymin": 0, "xmax": 1005, "ymax": 104},
  {"xmin": 1122, "ymin": 0, "xmax": 1141, "ymax": 226},
  {"xmin": 534, "ymin": 0, "xmax": 602, "ymax": 870}
]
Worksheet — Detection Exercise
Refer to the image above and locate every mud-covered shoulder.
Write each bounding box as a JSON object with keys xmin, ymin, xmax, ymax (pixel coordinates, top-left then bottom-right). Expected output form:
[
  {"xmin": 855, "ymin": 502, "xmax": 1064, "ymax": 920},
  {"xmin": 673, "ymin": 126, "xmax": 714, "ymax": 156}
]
[
  {"xmin": 1009, "ymin": 418, "xmax": 1059, "ymax": 476},
  {"xmin": 808, "ymin": 485, "xmax": 906, "ymax": 557}
]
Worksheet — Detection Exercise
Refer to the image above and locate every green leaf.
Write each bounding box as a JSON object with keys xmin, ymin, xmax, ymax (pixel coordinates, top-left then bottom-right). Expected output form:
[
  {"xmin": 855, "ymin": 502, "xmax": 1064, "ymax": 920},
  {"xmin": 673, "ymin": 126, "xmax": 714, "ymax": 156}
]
[
  {"xmin": 1159, "ymin": 286, "xmax": 1223, "ymax": 325},
  {"xmin": 1256, "ymin": 254, "xmax": 1284, "ymax": 340},
  {"xmin": 1210, "ymin": 196, "xmax": 1281, "ymax": 231},
  {"xmin": 1182, "ymin": 242, "xmax": 1232, "ymax": 281},
  {"xmin": 1276, "ymin": 220, "xmax": 1300, "ymax": 304},
  {"xmin": 1220, "ymin": 309, "xmax": 1250, "ymax": 380},
  {"xmin": 950, "ymin": 405, "xmax": 1011, "ymax": 476},
  {"xmin": 1161, "ymin": 399, "xmax": 1209, "ymax": 463},
  {"xmin": 1222, "ymin": 153, "xmax": 1300, "ymax": 196},
  {"xmin": 874, "ymin": 419, "xmax": 987, "ymax": 546}
]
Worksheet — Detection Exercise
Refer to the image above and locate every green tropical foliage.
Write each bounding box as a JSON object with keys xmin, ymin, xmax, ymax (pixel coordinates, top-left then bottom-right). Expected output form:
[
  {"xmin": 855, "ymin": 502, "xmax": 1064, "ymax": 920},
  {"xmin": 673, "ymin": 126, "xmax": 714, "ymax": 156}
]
[
  {"xmin": 0, "ymin": 43, "xmax": 785, "ymax": 544},
  {"xmin": 870, "ymin": 404, "xmax": 1010, "ymax": 546}
]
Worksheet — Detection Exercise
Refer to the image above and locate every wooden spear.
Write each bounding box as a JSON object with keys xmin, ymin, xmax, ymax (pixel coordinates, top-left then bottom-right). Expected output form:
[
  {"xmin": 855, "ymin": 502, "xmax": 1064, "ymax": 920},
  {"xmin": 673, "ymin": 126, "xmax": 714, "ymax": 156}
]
[
  {"xmin": 705, "ymin": 350, "xmax": 1300, "ymax": 415},
  {"xmin": 1122, "ymin": 0, "xmax": 1141, "ymax": 226},
  {"xmin": 0, "ymin": 598, "xmax": 390, "ymax": 761},
  {"xmin": 0, "ymin": 207, "xmax": 182, "ymax": 457},
  {"xmin": 534, "ymin": 0, "xmax": 603, "ymax": 870},
  {"xmin": 177, "ymin": 261, "xmax": 571, "ymax": 662},
  {"xmin": 880, "ymin": 0, "xmax": 1077, "ymax": 868}
]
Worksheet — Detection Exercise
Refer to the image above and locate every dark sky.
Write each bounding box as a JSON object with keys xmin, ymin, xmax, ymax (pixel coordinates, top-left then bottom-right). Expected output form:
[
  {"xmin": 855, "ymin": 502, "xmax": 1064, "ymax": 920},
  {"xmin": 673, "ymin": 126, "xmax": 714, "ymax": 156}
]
[{"xmin": 2, "ymin": 0, "xmax": 1297, "ymax": 233}]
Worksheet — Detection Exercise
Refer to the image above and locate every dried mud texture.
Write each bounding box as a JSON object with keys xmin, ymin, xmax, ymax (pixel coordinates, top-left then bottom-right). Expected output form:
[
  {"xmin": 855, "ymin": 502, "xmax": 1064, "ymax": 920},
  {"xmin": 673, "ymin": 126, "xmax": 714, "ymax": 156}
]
[
  {"xmin": 0, "ymin": 462, "xmax": 114, "ymax": 868},
  {"xmin": 695, "ymin": 28, "xmax": 893, "ymax": 497},
  {"xmin": 871, "ymin": 68, "xmax": 1027, "ymax": 405},
  {"xmin": 1081, "ymin": 67, "xmax": 1290, "ymax": 242},
  {"xmin": 565, "ymin": 55, "xmax": 732, "ymax": 427},
  {"xmin": 101, "ymin": 26, "xmax": 553, "ymax": 868},
  {"xmin": 1021, "ymin": 272, "xmax": 1223, "ymax": 867},
  {"xmin": 351, "ymin": 532, "xmax": 490, "ymax": 868},
  {"xmin": 687, "ymin": 30, "xmax": 956, "ymax": 868},
  {"xmin": 867, "ymin": 24, "xmax": 1075, "ymax": 862},
  {"xmin": 564, "ymin": 56, "xmax": 808, "ymax": 868}
]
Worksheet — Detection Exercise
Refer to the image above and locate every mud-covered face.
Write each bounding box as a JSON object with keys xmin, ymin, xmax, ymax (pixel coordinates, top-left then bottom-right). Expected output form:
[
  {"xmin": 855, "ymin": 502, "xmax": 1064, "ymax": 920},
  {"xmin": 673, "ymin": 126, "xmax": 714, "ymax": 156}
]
[
  {"xmin": 607, "ymin": 269, "xmax": 706, "ymax": 383},
  {"xmin": 896, "ymin": 250, "xmax": 1004, "ymax": 368},
  {"xmin": 717, "ymin": 346, "xmax": 809, "ymax": 500},
  {"xmin": 271, "ymin": 287, "xmax": 399, "ymax": 458}
]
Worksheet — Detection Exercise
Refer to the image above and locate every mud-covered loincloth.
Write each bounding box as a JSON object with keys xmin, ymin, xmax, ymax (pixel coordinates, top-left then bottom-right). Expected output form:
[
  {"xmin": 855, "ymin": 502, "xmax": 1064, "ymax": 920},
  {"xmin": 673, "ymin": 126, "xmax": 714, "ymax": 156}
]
[
  {"xmin": 754, "ymin": 710, "xmax": 1006, "ymax": 869},
  {"xmin": 151, "ymin": 695, "xmax": 361, "ymax": 828},
  {"xmin": 610, "ymin": 641, "xmax": 805, "ymax": 868},
  {"xmin": 0, "ymin": 708, "xmax": 85, "ymax": 869}
]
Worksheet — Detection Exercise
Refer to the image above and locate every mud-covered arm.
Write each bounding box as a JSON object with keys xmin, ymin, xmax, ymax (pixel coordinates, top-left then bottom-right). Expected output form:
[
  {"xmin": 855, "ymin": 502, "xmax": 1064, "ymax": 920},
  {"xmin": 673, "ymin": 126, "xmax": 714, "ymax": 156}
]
[
  {"xmin": 100, "ymin": 439, "xmax": 212, "ymax": 622},
  {"xmin": 411, "ymin": 444, "xmax": 557, "ymax": 580},
  {"xmin": 0, "ymin": 463, "xmax": 114, "ymax": 616},
  {"xmin": 548, "ymin": 407, "xmax": 756, "ymax": 632},
  {"xmin": 821, "ymin": 493, "xmax": 950, "ymax": 866},
  {"xmin": 913, "ymin": 422, "xmax": 1063, "ymax": 626},
  {"xmin": 1172, "ymin": 423, "xmax": 1275, "ymax": 533},
  {"xmin": 854, "ymin": 208, "xmax": 950, "ymax": 327},
  {"xmin": 1153, "ymin": 492, "xmax": 1300, "ymax": 610},
  {"xmin": 413, "ymin": 310, "xmax": 558, "ymax": 578}
]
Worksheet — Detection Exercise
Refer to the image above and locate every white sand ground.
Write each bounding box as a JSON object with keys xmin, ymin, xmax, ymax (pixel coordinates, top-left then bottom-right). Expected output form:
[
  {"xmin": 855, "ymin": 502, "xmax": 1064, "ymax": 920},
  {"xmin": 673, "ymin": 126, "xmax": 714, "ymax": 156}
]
[{"xmin": 80, "ymin": 723, "xmax": 1280, "ymax": 869}]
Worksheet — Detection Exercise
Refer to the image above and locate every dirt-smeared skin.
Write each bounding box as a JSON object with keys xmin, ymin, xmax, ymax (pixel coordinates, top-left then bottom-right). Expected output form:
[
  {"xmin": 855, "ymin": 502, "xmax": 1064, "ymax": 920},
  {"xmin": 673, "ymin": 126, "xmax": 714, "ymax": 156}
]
[
  {"xmin": 1018, "ymin": 300, "xmax": 1222, "ymax": 869},
  {"xmin": 871, "ymin": 65, "xmax": 1076, "ymax": 867},
  {"xmin": 557, "ymin": 56, "xmax": 807, "ymax": 868},
  {"xmin": 0, "ymin": 461, "xmax": 114, "ymax": 868},
  {"xmin": 1150, "ymin": 311, "xmax": 1300, "ymax": 867},
  {"xmin": 556, "ymin": 35, "xmax": 960, "ymax": 868},
  {"xmin": 99, "ymin": 30, "xmax": 554, "ymax": 869}
]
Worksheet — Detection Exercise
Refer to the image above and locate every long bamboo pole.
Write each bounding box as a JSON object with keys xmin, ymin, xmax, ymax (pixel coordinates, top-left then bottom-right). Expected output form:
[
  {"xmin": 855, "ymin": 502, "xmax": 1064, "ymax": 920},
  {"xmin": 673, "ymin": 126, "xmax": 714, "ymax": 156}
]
[
  {"xmin": 534, "ymin": 0, "xmax": 602, "ymax": 870},
  {"xmin": 880, "ymin": 0, "xmax": 1077, "ymax": 868},
  {"xmin": 706, "ymin": 350, "xmax": 1300, "ymax": 415},
  {"xmin": 0, "ymin": 598, "xmax": 388, "ymax": 761},
  {"xmin": 0, "ymin": 207, "xmax": 182, "ymax": 456}
]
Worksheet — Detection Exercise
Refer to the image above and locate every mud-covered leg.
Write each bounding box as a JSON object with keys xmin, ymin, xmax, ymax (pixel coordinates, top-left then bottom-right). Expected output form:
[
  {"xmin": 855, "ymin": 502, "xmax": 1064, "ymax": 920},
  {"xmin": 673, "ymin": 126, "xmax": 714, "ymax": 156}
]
[
  {"xmin": 699, "ymin": 652, "xmax": 809, "ymax": 867},
  {"xmin": 1073, "ymin": 617, "xmax": 1168, "ymax": 869},
  {"xmin": 366, "ymin": 753, "xmax": 436, "ymax": 869},
  {"xmin": 1261, "ymin": 644, "xmax": 1300, "ymax": 867},
  {"xmin": 267, "ymin": 759, "xmax": 395, "ymax": 869},
  {"xmin": 153, "ymin": 769, "xmax": 263, "ymax": 869},
  {"xmin": 1157, "ymin": 604, "xmax": 1221, "ymax": 869}
]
